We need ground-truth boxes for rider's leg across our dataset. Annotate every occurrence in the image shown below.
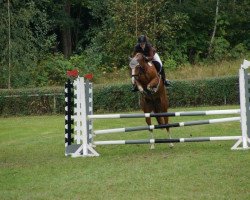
[152,61,171,87]
[152,54,171,87]
[160,67,172,87]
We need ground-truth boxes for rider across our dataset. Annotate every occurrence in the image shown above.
[131,35,171,91]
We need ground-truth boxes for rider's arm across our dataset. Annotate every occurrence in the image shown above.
[145,45,155,61]
[132,44,140,56]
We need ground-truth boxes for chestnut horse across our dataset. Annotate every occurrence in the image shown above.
[129,53,173,149]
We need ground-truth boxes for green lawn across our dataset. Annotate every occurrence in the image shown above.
[0,105,250,200]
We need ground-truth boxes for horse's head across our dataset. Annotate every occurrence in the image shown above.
[129,53,146,69]
[129,53,149,85]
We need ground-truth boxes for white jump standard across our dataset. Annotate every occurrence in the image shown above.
[65,60,250,157]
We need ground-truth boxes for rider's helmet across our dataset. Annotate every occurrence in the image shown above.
[138,35,147,44]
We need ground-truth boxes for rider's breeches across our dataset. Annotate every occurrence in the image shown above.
[152,60,166,81]
[152,53,166,80]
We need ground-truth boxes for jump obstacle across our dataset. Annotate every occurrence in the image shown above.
[65,60,250,157]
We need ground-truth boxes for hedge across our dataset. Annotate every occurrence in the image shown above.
[0,76,239,116]
[0,87,65,116]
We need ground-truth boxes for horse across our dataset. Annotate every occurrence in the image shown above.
[129,53,173,149]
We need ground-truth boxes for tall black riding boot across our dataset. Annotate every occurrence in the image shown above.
[160,68,172,87]
[131,84,138,92]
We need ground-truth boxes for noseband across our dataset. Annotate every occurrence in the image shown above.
[131,65,145,80]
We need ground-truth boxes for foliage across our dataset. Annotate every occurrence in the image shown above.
[1,0,250,88]
[33,54,73,86]
[30,53,99,87]
[209,37,230,61]
[85,0,189,69]
[162,58,178,70]
[0,0,56,88]
[229,43,247,59]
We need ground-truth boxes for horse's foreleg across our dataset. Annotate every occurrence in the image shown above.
[147,77,160,92]
[135,80,145,94]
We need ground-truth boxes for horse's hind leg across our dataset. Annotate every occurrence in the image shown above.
[141,97,155,149]
[167,128,174,148]
[164,117,174,148]
[145,117,155,149]
[156,116,174,148]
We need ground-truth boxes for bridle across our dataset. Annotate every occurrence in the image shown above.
[131,65,144,79]
[129,54,161,94]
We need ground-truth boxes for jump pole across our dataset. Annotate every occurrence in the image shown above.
[88,109,240,119]
[93,136,242,146]
[93,117,240,135]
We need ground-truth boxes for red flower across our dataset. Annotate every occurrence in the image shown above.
[67,69,79,77]
[84,73,94,80]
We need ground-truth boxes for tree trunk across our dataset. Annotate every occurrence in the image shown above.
[73,7,82,49]
[8,0,11,89]
[208,0,220,56]
[62,0,72,58]
[135,0,138,36]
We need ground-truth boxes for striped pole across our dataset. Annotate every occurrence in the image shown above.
[93,136,242,145]
[94,117,240,135]
[88,109,240,119]
[65,79,74,147]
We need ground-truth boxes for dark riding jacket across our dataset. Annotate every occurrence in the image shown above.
[133,43,163,73]
[133,43,155,61]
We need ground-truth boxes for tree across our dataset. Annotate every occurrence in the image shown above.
[0,0,55,88]
[84,0,189,68]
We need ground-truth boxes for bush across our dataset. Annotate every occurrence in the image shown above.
[210,37,230,61]
[93,84,139,112]
[163,58,178,70]
[33,54,74,87]
[168,76,239,107]
[0,87,65,116]
[229,43,247,59]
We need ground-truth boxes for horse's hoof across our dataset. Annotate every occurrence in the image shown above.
[169,143,174,148]
[150,144,155,150]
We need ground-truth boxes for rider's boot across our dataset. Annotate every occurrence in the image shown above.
[131,84,138,92]
[164,79,172,87]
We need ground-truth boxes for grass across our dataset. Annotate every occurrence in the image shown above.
[0,105,250,200]
[97,57,248,85]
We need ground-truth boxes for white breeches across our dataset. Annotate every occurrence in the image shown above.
[153,53,162,68]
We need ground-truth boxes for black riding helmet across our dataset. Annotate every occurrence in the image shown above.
[138,35,147,44]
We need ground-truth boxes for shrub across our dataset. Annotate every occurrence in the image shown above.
[163,58,178,70]
[229,43,247,59]
[210,37,230,61]
[33,54,73,87]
